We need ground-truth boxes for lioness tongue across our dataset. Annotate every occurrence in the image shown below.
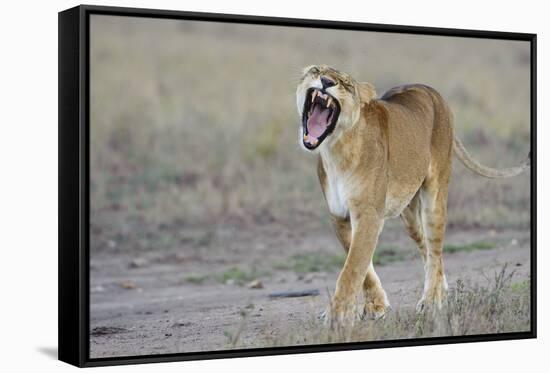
[307,104,330,138]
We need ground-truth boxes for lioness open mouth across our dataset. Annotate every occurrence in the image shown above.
[302,88,341,150]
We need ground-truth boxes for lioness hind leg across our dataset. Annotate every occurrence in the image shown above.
[331,215,352,252]
[331,215,389,320]
[401,193,427,264]
[417,175,450,313]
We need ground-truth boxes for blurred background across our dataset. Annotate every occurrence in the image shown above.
[90,15,530,253]
[88,15,531,357]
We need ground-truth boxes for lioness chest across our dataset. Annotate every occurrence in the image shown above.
[320,156,421,219]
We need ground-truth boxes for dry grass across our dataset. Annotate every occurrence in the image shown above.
[226,265,530,349]
[89,15,530,253]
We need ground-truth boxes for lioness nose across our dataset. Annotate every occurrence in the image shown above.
[321,76,336,90]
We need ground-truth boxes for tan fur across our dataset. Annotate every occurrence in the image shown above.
[296,65,529,325]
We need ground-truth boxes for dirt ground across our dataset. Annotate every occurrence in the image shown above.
[89,223,530,358]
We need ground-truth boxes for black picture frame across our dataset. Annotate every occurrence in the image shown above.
[58,4,537,368]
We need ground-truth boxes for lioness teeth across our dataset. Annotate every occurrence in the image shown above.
[303,133,318,145]
[308,89,335,115]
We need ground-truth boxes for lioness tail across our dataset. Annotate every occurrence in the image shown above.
[453,135,530,178]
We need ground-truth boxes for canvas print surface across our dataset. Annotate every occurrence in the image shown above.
[89,14,531,358]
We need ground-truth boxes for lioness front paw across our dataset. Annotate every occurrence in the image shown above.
[363,301,390,320]
[363,288,390,320]
[322,301,360,328]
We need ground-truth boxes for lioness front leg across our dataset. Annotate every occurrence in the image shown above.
[331,216,389,320]
[329,208,384,326]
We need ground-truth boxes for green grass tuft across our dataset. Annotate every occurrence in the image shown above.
[275,253,345,273]
[217,267,270,285]
[184,274,208,284]
[373,246,407,266]
[444,241,495,254]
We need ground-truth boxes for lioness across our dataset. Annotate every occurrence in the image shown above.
[295,65,530,325]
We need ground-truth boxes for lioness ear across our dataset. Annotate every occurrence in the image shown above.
[302,65,315,75]
[357,82,377,104]
[301,65,319,76]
